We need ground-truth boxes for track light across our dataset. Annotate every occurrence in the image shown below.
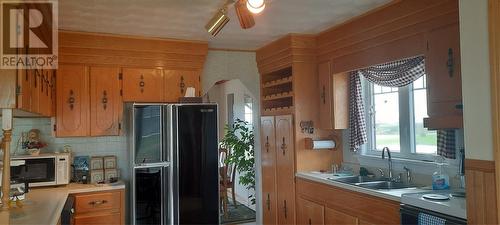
[234,0,255,29]
[247,0,265,14]
[205,7,230,36]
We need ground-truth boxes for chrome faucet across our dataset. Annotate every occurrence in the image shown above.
[381,147,393,180]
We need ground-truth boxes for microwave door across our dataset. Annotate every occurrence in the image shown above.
[134,105,163,165]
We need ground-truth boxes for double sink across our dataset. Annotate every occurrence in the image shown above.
[327,176,416,190]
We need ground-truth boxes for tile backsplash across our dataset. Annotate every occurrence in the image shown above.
[0,117,130,180]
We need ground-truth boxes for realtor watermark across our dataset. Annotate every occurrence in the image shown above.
[1,1,58,69]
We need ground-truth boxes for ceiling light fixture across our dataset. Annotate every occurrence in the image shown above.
[205,7,230,36]
[246,0,265,14]
[234,0,255,29]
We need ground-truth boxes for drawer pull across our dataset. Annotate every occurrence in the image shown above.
[89,200,108,206]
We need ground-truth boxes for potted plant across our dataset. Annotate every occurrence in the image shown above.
[220,119,256,205]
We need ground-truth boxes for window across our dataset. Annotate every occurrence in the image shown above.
[244,95,254,128]
[364,75,437,159]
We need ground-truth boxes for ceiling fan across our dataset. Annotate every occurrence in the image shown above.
[205,0,266,36]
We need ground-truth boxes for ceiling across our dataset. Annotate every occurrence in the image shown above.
[59,0,392,50]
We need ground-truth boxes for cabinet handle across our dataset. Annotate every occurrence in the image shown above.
[139,74,145,93]
[265,136,270,153]
[68,90,75,110]
[283,200,287,219]
[41,73,44,92]
[309,218,312,225]
[89,200,108,206]
[266,193,271,211]
[281,137,287,156]
[180,76,185,94]
[321,85,326,104]
[102,90,108,110]
[447,48,454,77]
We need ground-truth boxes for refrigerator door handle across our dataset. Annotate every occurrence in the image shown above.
[133,162,170,169]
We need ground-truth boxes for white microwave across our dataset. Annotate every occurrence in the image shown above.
[3,153,71,187]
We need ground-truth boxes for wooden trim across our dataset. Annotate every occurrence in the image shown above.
[59,29,208,44]
[466,159,496,173]
[489,0,500,223]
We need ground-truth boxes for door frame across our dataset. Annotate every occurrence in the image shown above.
[488,0,500,223]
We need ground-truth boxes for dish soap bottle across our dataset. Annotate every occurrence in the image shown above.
[432,156,450,190]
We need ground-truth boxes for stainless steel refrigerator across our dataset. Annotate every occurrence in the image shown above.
[128,103,219,225]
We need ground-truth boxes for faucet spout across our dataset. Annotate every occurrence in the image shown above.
[381,147,393,180]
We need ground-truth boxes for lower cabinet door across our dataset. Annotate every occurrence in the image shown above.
[325,207,358,225]
[74,212,121,225]
[297,197,324,225]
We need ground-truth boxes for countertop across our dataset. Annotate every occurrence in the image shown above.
[296,171,428,202]
[0,182,126,225]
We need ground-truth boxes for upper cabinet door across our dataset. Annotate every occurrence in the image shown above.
[275,115,295,225]
[17,70,31,112]
[318,62,333,130]
[164,70,200,102]
[318,62,349,130]
[90,67,122,136]
[425,23,462,117]
[56,65,90,137]
[122,68,164,102]
[260,116,278,225]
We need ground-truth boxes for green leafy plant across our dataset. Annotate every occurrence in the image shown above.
[220,119,256,205]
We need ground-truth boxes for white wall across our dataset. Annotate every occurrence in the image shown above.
[459,0,494,161]
[202,50,262,222]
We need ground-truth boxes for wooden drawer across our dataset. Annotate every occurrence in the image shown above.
[74,191,121,214]
[74,212,121,225]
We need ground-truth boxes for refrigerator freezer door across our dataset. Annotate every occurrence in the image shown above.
[133,165,171,225]
[174,104,219,225]
[133,105,163,164]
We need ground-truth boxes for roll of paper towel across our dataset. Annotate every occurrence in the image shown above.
[311,140,336,149]
[185,87,196,97]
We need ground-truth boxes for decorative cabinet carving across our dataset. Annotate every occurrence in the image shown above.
[424,23,463,129]
[261,115,295,225]
[56,65,90,137]
[122,68,164,102]
[318,61,349,130]
[90,67,122,136]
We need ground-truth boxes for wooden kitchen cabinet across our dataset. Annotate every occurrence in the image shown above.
[261,116,278,225]
[275,115,295,224]
[163,70,200,102]
[318,61,349,130]
[297,197,325,225]
[325,207,358,225]
[56,65,90,137]
[260,115,295,225]
[73,189,125,225]
[17,70,32,112]
[424,23,463,129]
[122,68,164,102]
[55,65,121,137]
[90,67,122,136]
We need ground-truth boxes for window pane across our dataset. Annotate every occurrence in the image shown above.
[413,76,425,89]
[413,88,437,154]
[374,90,400,152]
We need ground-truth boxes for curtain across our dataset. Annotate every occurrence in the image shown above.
[349,56,425,151]
[437,130,456,159]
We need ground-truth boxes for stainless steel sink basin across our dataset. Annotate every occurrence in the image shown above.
[354,181,414,190]
[327,176,381,184]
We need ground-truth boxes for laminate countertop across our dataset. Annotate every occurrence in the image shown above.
[0,182,126,225]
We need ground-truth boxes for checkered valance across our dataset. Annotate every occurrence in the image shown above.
[349,56,425,151]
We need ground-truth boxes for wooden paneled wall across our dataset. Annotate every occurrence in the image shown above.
[489,0,500,223]
[58,30,208,70]
[465,159,498,224]
[316,0,459,74]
